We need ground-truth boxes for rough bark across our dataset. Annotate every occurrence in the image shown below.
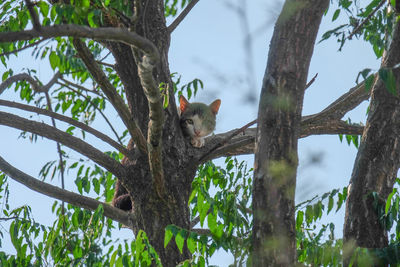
[343,19,400,264]
[103,1,193,265]
[252,0,329,265]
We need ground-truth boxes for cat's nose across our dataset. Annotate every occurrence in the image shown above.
[194,129,201,136]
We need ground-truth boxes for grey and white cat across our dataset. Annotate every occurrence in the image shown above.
[179,95,221,148]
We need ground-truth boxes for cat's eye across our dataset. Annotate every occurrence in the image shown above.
[186,119,193,124]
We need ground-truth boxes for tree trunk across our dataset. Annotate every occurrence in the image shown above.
[343,18,400,265]
[252,0,328,265]
[105,1,197,265]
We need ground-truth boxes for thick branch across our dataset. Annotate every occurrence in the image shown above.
[203,119,364,162]
[167,0,201,33]
[72,39,148,154]
[302,79,372,123]
[0,24,159,61]
[0,111,126,178]
[0,155,133,227]
[0,99,130,157]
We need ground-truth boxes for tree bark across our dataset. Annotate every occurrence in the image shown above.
[343,18,400,265]
[104,1,194,265]
[252,0,328,265]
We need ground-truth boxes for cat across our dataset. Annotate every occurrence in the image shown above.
[112,96,221,212]
[179,95,221,148]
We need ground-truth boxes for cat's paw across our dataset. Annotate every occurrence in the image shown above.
[191,137,205,148]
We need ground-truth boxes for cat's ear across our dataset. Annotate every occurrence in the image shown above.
[209,99,221,115]
[179,95,190,113]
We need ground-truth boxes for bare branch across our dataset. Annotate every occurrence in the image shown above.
[191,228,212,235]
[302,79,372,123]
[0,72,61,95]
[198,119,257,162]
[305,73,318,90]
[203,119,365,161]
[0,111,126,178]
[24,0,41,31]
[0,99,130,157]
[0,155,133,227]
[59,78,103,97]
[168,0,201,33]
[72,39,148,154]
[0,24,159,62]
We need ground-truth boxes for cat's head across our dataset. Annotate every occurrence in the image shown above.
[179,95,221,138]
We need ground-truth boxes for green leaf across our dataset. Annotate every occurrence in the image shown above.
[175,230,185,254]
[73,244,83,258]
[379,68,397,95]
[207,211,217,233]
[38,1,49,17]
[332,9,340,21]
[88,11,95,27]
[49,51,60,70]
[328,196,334,213]
[365,74,375,92]
[164,227,173,248]
[386,188,397,215]
[187,236,196,254]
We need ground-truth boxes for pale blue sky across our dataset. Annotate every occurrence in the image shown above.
[0,0,381,265]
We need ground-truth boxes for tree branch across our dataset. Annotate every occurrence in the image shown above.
[0,72,61,95]
[167,0,201,33]
[24,0,41,31]
[0,155,133,227]
[72,39,148,154]
[0,24,159,62]
[203,119,365,162]
[302,79,372,124]
[0,99,130,157]
[0,111,126,178]
[348,0,386,40]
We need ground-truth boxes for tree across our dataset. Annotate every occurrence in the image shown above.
[0,0,399,266]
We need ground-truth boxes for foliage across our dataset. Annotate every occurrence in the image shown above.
[165,158,253,266]
[0,172,161,266]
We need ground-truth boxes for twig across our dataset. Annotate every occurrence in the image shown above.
[24,0,41,31]
[198,119,257,163]
[0,217,19,221]
[167,0,201,33]
[348,0,386,40]
[0,38,47,57]
[44,91,66,216]
[96,60,115,68]
[59,78,103,96]
[0,155,133,227]
[305,73,318,90]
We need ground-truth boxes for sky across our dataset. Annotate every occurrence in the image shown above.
[0,0,382,265]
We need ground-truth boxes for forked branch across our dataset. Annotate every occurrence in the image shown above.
[72,39,148,154]
[0,156,133,227]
